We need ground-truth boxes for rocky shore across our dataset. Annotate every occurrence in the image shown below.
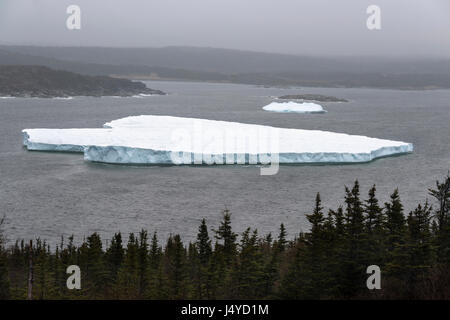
[278,94,347,102]
[0,65,165,98]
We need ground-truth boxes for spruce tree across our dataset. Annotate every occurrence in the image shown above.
[340,181,367,297]
[265,233,273,245]
[166,234,187,299]
[306,193,325,243]
[365,185,384,234]
[364,185,385,265]
[37,240,59,299]
[279,238,308,299]
[276,224,287,252]
[384,189,407,274]
[429,175,450,264]
[321,210,340,297]
[146,231,163,299]
[404,202,433,298]
[105,232,124,281]
[197,219,212,266]
[429,174,450,232]
[0,217,10,299]
[206,243,223,299]
[195,219,212,299]
[137,229,149,297]
[212,210,239,298]
[233,229,265,299]
[149,231,162,270]
[116,233,139,298]
[262,226,286,298]
[85,233,108,298]
[214,210,237,264]
[262,243,278,298]
[187,242,201,299]
[385,189,406,248]
[303,193,327,298]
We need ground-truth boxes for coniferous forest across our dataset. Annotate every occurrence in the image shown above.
[0,175,449,300]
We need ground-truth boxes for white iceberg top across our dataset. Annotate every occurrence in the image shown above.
[262,102,326,113]
[23,115,413,164]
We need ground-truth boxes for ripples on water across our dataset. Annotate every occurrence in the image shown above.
[0,81,449,245]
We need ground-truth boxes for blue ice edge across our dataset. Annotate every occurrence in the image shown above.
[23,132,414,165]
[263,110,327,114]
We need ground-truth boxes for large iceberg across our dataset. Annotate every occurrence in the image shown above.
[263,101,326,113]
[23,115,413,164]
[23,115,413,165]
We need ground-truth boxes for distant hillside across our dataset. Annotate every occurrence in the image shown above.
[0,48,230,81]
[0,65,165,98]
[4,45,450,75]
[2,46,450,90]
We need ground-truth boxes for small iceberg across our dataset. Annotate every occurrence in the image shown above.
[53,97,74,100]
[137,93,158,97]
[131,93,159,98]
[22,115,413,165]
[263,101,326,114]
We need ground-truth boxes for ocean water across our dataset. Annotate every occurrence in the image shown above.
[0,81,449,246]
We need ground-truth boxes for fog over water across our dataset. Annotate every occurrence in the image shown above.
[0,0,449,57]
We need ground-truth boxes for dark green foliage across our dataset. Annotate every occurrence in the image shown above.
[0,217,10,299]
[276,224,287,252]
[231,229,265,299]
[84,233,108,298]
[403,202,434,298]
[214,209,237,264]
[197,219,212,266]
[385,189,406,249]
[364,185,385,266]
[165,235,188,299]
[384,189,408,281]
[137,230,149,296]
[303,193,328,298]
[340,181,368,297]
[115,233,140,298]
[1,176,450,299]
[194,219,212,299]
[429,174,450,264]
[105,233,124,281]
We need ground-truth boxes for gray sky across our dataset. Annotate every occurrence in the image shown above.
[0,0,449,57]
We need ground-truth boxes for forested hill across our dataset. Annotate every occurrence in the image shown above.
[0,65,165,98]
[2,46,450,90]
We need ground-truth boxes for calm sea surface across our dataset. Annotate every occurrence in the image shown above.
[0,81,449,245]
